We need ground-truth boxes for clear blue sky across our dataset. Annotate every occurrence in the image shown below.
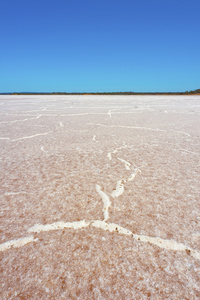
[0,0,199,92]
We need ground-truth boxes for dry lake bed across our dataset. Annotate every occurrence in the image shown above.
[0,95,200,299]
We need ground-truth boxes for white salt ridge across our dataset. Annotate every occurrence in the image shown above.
[111,179,126,198]
[173,130,191,137]
[12,132,52,141]
[0,236,38,252]
[5,191,27,196]
[1,220,200,260]
[0,131,52,142]
[181,149,199,155]
[92,220,132,235]
[117,158,131,170]
[106,108,120,119]
[132,234,200,261]
[93,135,96,141]
[0,115,41,125]
[95,123,166,132]
[107,153,112,160]
[107,143,127,160]
[96,184,111,221]
[111,169,140,198]
[128,169,141,181]
[40,146,47,153]
[90,122,191,137]
[92,221,200,260]
[28,220,90,233]
[107,110,112,118]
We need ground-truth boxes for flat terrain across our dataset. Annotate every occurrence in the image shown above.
[0,95,200,299]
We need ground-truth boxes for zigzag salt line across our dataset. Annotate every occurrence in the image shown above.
[94,123,166,132]
[0,115,41,125]
[111,170,140,198]
[0,132,52,142]
[107,143,127,161]
[12,132,52,141]
[90,122,191,137]
[96,185,111,221]
[111,179,126,198]
[0,236,38,252]
[127,169,141,181]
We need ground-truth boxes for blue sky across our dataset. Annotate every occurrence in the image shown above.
[0,0,200,92]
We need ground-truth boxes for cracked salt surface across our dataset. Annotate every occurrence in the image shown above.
[2,166,200,261]
[88,122,191,136]
[1,95,200,298]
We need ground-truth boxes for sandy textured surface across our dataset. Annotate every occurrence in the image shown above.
[0,95,200,299]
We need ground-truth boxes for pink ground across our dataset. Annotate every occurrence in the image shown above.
[0,95,200,299]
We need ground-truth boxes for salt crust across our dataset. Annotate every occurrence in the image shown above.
[0,113,199,261]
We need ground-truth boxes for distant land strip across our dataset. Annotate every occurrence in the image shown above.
[0,89,200,95]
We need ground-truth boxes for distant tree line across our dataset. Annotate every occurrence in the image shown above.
[1,89,199,95]
[185,89,200,94]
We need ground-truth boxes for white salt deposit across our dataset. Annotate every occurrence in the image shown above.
[111,179,126,198]
[0,236,38,252]
[95,184,111,221]
[117,157,131,170]
[28,220,90,233]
